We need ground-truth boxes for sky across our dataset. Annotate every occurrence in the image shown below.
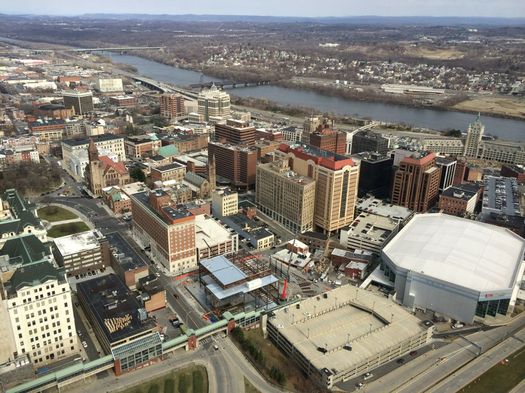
[3,0,525,18]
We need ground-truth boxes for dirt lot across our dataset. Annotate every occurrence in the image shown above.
[404,46,465,60]
[453,96,525,119]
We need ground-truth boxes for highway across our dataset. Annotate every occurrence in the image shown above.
[364,312,525,393]
[427,328,525,393]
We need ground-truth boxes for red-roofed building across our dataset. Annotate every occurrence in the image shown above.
[86,139,131,196]
[275,144,359,234]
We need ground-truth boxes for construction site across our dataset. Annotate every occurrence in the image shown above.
[194,251,282,316]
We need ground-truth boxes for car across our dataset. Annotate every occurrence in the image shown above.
[363,372,373,380]
[356,382,364,390]
[409,350,418,356]
[213,344,219,351]
[156,272,160,277]
[396,358,405,364]
[81,341,88,348]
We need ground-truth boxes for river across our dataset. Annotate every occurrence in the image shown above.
[109,53,525,142]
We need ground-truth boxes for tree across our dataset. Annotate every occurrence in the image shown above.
[130,167,146,183]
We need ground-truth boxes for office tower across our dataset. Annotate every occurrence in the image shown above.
[392,152,440,213]
[256,160,316,233]
[351,131,389,155]
[435,156,457,192]
[208,154,217,192]
[207,141,257,189]
[214,122,256,146]
[353,152,394,198]
[131,189,196,275]
[309,128,347,155]
[160,94,185,119]
[197,85,231,122]
[463,115,484,158]
[453,157,467,185]
[276,144,360,234]
[62,91,94,115]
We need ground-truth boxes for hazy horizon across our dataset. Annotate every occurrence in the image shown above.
[2,0,525,18]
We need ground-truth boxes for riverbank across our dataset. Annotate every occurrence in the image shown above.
[126,51,525,122]
[276,78,525,121]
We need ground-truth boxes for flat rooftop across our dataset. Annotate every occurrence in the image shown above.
[442,186,478,201]
[62,133,123,146]
[345,212,399,247]
[153,162,185,172]
[269,285,427,374]
[383,213,525,292]
[482,176,521,217]
[105,232,148,271]
[77,274,154,344]
[54,230,101,256]
[121,182,148,196]
[132,191,192,223]
[195,215,235,250]
[357,197,413,221]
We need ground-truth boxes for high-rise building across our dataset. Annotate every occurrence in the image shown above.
[453,156,467,185]
[435,156,457,192]
[276,144,360,233]
[62,91,94,115]
[256,160,316,233]
[309,128,347,155]
[391,152,440,213]
[131,189,197,275]
[208,141,257,189]
[160,94,185,119]
[214,122,256,146]
[0,235,77,366]
[352,152,394,198]
[197,85,231,122]
[208,154,217,192]
[351,131,389,155]
[463,114,484,158]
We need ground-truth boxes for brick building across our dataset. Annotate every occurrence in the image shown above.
[392,152,440,213]
[131,189,197,275]
[208,141,257,189]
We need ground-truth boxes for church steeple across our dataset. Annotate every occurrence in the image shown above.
[88,138,99,162]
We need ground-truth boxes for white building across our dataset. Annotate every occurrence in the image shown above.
[61,134,126,178]
[211,189,239,217]
[381,213,525,323]
[197,85,231,122]
[195,214,238,260]
[0,235,77,366]
[96,78,123,93]
[66,147,119,180]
